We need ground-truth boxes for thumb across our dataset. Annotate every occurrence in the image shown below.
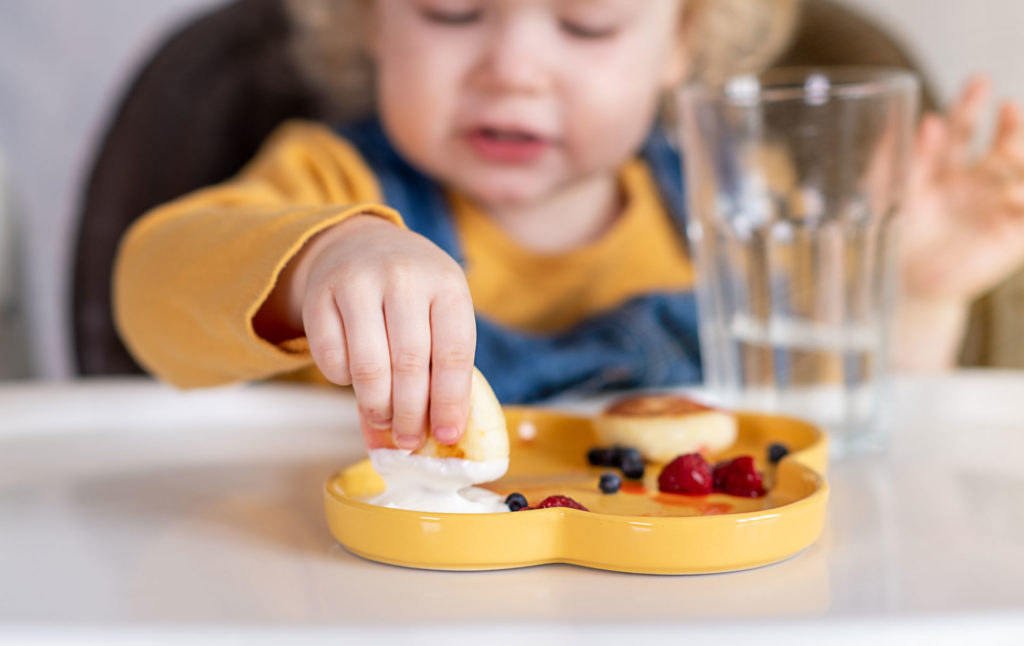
[908,113,947,193]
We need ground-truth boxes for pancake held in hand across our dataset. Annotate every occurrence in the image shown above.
[359,367,509,461]
[414,367,509,462]
[366,367,510,513]
[594,394,737,463]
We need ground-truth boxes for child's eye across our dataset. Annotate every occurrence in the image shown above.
[560,20,618,40]
[420,7,483,26]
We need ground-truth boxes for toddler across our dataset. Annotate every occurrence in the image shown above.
[114,0,1024,452]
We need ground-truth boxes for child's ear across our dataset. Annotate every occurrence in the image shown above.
[660,2,697,88]
[660,44,691,88]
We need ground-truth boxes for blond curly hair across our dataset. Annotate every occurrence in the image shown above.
[284,0,800,121]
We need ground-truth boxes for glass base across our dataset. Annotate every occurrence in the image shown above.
[707,382,890,461]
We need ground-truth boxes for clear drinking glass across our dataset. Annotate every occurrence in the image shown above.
[678,68,919,457]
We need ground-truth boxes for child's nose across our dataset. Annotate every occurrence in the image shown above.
[475,20,554,94]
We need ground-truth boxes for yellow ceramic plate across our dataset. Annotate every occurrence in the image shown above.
[325,407,829,574]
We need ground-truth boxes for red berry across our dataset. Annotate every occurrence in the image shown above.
[712,456,765,497]
[658,453,713,495]
[531,495,589,511]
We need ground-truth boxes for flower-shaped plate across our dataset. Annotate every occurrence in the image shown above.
[325,407,828,574]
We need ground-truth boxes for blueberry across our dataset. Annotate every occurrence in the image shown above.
[767,443,790,465]
[617,447,643,465]
[505,492,528,512]
[620,453,645,480]
[599,472,622,494]
[587,447,618,467]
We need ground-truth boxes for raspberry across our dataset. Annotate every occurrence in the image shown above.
[712,456,765,497]
[531,495,589,511]
[658,453,713,495]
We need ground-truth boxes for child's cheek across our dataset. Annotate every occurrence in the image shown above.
[563,75,662,170]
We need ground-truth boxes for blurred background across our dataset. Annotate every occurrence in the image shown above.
[2,0,1024,380]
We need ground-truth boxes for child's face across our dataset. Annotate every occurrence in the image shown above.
[370,0,686,209]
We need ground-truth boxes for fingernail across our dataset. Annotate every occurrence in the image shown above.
[365,414,392,430]
[395,434,422,450]
[434,426,459,445]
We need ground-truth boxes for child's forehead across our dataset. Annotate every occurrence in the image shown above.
[413,0,683,24]
[535,0,634,7]
[423,0,649,11]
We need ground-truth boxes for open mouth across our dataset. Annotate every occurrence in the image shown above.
[478,127,542,142]
[466,126,551,163]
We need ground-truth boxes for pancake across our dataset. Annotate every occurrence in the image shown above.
[593,394,737,463]
[414,366,509,462]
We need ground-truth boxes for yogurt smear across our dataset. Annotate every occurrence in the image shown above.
[367,449,510,514]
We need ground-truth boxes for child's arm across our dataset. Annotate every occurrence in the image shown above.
[114,120,475,447]
[895,76,1024,371]
[114,121,396,384]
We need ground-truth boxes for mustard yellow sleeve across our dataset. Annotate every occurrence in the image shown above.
[113,120,403,388]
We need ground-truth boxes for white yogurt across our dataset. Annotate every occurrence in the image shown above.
[367,449,510,514]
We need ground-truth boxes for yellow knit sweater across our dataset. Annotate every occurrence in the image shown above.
[114,120,694,387]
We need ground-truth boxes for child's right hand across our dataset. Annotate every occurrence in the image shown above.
[257,214,477,451]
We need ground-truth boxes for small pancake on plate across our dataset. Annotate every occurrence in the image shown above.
[594,394,737,462]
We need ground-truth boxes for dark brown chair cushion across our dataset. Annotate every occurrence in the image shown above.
[73,0,325,375]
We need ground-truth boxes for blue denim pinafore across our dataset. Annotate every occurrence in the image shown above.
[337,119,701,403]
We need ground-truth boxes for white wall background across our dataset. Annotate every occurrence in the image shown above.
[1,0,1023,379]
[836,0,1024,107]
[0,0,223,379]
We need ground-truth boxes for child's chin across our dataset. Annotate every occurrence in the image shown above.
[461,178,555,210]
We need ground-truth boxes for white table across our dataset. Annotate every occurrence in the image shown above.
[1,372,1023,644]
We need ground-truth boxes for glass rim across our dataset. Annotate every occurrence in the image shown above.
[680,66,920,104]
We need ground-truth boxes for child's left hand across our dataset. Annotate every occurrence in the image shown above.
[900,75,1024,303]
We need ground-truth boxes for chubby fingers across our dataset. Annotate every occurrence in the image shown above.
[979,100,1024,213]
[298,221,477,452]
[991,100,1024,162]
[992,101,1024,209]
[909,112,947,191]
[947,74,992,163]
[385,281,432,451]
[336,283,394,439]
[428,283,477,446]
[305,289,351,385]
[305,287,396,449]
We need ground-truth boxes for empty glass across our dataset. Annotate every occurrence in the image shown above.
[678,68,919,457]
